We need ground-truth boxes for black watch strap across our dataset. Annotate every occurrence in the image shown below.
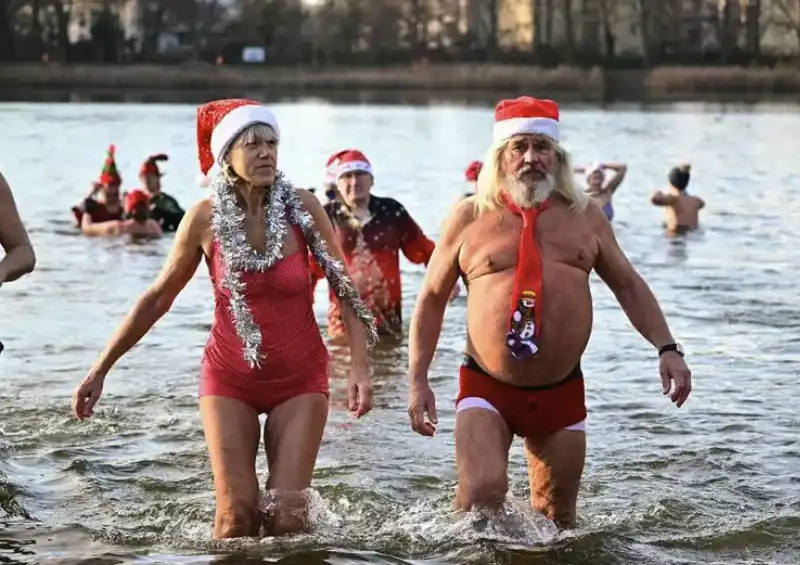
[658,343,684,357]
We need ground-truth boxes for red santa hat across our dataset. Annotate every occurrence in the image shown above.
[195,98,280,185]
[124,189,150,214]
[140,153,169,177]
[323,152,340,185]
[464,160,483,182]
[327,149,372,180]
[492,96,560,144]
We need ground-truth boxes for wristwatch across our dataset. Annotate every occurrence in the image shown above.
[658,342,684,357]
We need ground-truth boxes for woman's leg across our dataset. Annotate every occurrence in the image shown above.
[262,392,329,535]
[199,396,262,539]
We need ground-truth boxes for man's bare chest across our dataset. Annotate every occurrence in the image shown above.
[461,213,597,279]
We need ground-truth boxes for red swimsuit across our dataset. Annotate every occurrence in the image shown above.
[198,225,330,413]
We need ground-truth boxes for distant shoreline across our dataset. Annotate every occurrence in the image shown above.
[1,63,800,102]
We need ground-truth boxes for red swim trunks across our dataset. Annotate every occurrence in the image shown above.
[455,355,587,439]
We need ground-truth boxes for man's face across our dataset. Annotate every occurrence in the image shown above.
[337,171,373,207]
[130,203,149,223]
[143,174,161,194]
[104,183,121,204]
[501,134,559,207]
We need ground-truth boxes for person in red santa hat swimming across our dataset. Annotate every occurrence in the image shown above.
[407,96,692,528]
[72,99,377,539]
[310,148,451,342]
[81,188,162,239]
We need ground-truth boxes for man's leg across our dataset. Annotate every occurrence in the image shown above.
[524,428,586,528]
[454,403,513,510]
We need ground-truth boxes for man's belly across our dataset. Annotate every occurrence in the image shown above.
[465,265,593,387]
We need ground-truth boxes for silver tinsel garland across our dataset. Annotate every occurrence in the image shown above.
[211,170,378,368]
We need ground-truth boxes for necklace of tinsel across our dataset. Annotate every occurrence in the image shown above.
[210,170,378,368]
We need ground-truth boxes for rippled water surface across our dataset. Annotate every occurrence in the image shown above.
[1,98,799,564]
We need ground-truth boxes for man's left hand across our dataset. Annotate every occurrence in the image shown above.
[660,352,692,408]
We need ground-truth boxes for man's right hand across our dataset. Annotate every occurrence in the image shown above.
[408,381,438,436]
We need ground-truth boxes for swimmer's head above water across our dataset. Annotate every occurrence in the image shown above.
[584,162,606,190]
[668,164,691,191]
[473,96,589,214]
[139,154,168,195]
[125,190,151,223]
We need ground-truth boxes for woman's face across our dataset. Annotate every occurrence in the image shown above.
[588,170,605,189]
[227,123,278,187]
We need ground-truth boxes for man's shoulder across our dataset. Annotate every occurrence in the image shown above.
[370,195,406,213]
[445,196,479,235]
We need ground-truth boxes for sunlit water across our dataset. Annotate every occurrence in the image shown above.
[1,98,799,564]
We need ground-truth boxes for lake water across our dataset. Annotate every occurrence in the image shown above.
[1,94,799,565]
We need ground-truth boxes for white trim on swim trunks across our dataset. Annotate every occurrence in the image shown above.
[455,396,586,432]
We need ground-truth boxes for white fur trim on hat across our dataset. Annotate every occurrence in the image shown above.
[336,160,372,178]
[493,117,560,144]
[210,105,280,166]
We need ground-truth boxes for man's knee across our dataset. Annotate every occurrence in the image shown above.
[456,475,509,510]
[214,500,259,539]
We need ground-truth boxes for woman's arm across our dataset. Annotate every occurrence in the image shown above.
[0,172,36,284]
[297,190,370,367]
[602,163,628,194]
[89,200,208,375]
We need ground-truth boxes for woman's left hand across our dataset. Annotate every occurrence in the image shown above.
[348,365,373,419]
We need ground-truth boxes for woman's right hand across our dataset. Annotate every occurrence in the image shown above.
[73,370,105,421]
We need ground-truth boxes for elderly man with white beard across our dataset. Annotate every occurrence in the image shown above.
[406,96,692,528]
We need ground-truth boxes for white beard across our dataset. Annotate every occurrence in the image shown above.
[505,173,556,208]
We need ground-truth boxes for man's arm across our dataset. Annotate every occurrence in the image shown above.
[395,201,436,265]
[408,198,473,385]
[651,191,678,207]
[695,196,705,210]
[81,212,121,237]
[591,207,675,350]
[0,172,36,284]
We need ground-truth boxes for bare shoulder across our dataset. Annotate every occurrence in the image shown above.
[177,197,213,245]
[184,197,212,226]
[296,188,327,217]
[581,198,609,230]
[443,195,479,238]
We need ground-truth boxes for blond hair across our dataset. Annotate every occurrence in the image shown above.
[473,136,589,216]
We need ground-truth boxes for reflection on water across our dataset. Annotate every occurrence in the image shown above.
[1,99,799,564]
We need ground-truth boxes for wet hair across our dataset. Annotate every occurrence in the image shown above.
[474,135,589,215]
[668,164,691,191]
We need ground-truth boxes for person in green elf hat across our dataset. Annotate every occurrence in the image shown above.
[72,144,125,227]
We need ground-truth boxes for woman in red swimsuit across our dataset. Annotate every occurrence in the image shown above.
[71,99,378,539]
